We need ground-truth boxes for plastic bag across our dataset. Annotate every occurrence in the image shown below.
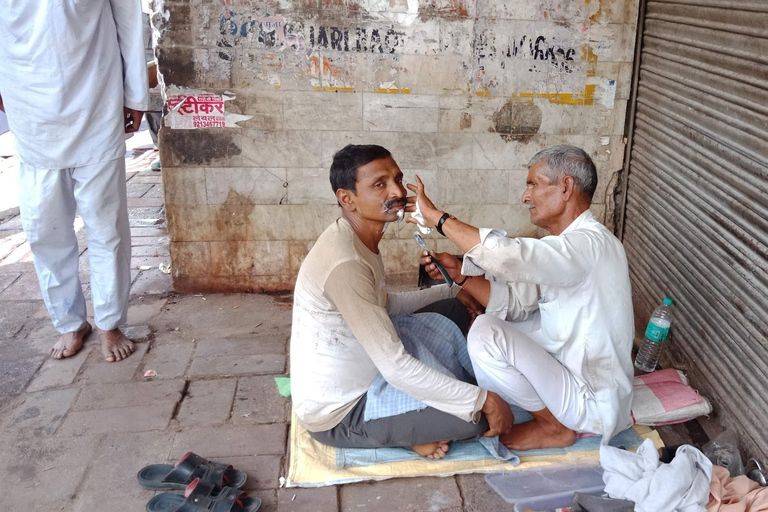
[702,429,745,477]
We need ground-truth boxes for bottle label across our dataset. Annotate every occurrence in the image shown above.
[644,320,669,343]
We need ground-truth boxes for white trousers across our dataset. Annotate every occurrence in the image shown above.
[18,158,131,333]
[467,313,587,431]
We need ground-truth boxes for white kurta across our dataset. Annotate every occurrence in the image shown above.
[0,1,148,333]
[0,0,148,167]
[464,210,635,442]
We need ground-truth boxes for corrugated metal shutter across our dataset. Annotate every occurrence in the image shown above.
[619,0,768,459]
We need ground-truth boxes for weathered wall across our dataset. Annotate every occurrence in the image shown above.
[153,0,639,293]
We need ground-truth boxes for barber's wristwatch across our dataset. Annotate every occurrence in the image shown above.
[436,212,456,236]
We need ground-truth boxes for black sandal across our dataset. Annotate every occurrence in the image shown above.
[138,452,247,491]
[146,478,261,512]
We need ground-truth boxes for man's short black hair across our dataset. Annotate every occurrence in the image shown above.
[330,144,392,194]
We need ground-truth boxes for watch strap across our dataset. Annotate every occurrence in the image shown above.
[436,212,452,236]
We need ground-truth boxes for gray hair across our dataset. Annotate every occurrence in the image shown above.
[528,145,598,200]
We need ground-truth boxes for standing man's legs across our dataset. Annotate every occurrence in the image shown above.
[73,158,134,362]
[468,314,582,450]
[18,163,92,358]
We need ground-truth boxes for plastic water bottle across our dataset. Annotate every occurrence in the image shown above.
[634,297,674,373]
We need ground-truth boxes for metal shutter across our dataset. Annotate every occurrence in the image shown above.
[618,0,768,459]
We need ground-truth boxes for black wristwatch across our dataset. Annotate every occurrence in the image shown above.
[436,212,455,236]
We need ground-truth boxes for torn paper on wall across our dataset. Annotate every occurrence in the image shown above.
[166,91,252,129]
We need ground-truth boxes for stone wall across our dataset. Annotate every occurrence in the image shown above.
[153,0,639,293]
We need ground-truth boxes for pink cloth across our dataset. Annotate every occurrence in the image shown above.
[631,368,712,426]
[708,465,768,511]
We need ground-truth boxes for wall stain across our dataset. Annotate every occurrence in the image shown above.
[164,130,241,166]
[492,101,542,142]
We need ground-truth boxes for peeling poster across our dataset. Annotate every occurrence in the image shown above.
[166,91,251,129]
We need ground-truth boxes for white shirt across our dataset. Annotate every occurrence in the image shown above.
[0,0,148,168]
[463,210,635,440]
[291,218,485,432]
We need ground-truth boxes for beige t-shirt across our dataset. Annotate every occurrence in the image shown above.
[290,217,486,432]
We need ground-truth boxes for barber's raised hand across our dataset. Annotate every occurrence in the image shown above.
[405,174,441,228]
[481,391,514,438]
[420,250,462,283]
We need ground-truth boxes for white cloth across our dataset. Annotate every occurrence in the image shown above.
[464,210,635,441]
[290,217,484,433]
[469,313,589,430]
[600,438,712,512]
[19,159,132,332]
[0,0,148,168]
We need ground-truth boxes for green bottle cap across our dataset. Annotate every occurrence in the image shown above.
[663,297,673,306]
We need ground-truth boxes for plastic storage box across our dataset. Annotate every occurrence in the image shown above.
[484,464,605,511]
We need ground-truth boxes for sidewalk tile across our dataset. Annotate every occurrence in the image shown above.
[131,227,168,237]
[5,388,79,436]
[75,492,154,512]
[79,430,175,495]
[457,474,511,511]
[0,271,21,293]
[73,379,184,411]
[139,343,193,379]
[233,375,291,425]
[57,402,176,436]
[132,235,167,246]
[0,271,42,300]
[132,244,169,257]
[196,337,287,357]
[128,197,165,208]
[144,184,165,198]
[188,354,285,377]
[170,424,287,458]
[255,490,277,512]
[278,487,338,512]
[76,342,150,384]
[132,255,168,269]
[177,379,237,427]
[0,355,45,395]
[0,300,46,338]
[340,477,462,511]
[131,269,172,296]
[127,183,153,198]
[131,175,163,184]
[26,345,93,392]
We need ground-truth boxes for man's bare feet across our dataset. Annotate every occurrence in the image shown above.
[411,441,451,459]
[96,328,134,362]
[499,408,577,451]
[51,323,92,359]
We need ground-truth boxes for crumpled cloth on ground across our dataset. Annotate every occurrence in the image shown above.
[600,437,713,512]
[365,312,517,462]
[708,464,768,511]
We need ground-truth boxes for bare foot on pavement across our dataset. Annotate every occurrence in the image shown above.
[411,441,451,459]
[97,328,134,362]
[51,323,92,359]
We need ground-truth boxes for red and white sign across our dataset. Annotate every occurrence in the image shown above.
[167,94,226,129]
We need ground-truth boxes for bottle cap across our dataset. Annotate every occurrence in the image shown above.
[663,297,673,306]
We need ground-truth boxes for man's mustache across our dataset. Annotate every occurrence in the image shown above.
[383,197,407,211]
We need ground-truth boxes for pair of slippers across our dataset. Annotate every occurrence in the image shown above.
[137,452,261,511]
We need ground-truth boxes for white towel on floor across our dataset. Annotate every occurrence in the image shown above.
[600,438,712,512]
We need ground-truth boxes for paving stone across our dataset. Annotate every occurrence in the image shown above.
[74,492,153,512]
[78,430,175,496]
[278,487,338,512]
[209,455,281,491]
[122,324,153,342]
[131,227,168,237]
[188,354,286,378]
[132,255,168,269]
[139,343,194,379]
[130,268,172,296]
[57,402,175,436]
[0,434,100,503]
[233,375,291,425]
[73,379,184,411]
[6,388,79,436]
[132,235,167,246]
[132,244,169,257]
[340,477,463,511]
[170,424,287,459]
[127,182,154,198]
[127,297,167,325]
[130,175,163,184]
[76,342,150,383]
[128,197,165,208]
[128,206,165,219]
[0,271,21,293]
[0,300,46,339]
[196,337,287,357]
[25,344,94,392]
[143,184,165,198]
[0,271,42,300]
[0,355,45,395]
[177,379,237,427]
[254,490,277,512]
[457,473,515,511]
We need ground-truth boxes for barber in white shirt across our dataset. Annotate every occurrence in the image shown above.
[406,145,634,451]
[0,0,148,363]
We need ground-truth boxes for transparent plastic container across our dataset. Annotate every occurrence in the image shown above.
[484,464,605,508]
[514,488,606,512]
